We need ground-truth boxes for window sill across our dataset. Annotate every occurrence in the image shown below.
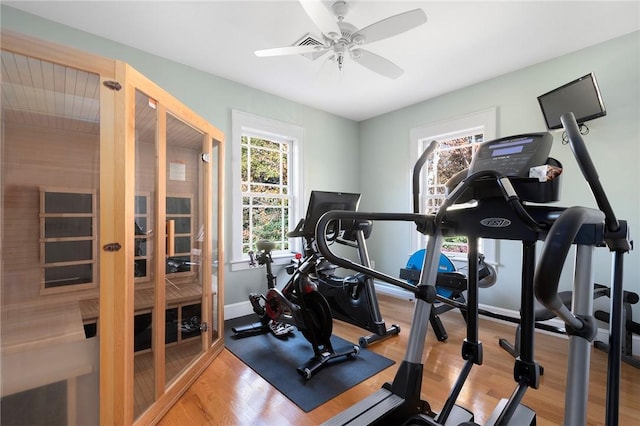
[230,253,296,272]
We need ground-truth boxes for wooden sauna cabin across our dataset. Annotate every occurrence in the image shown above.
[0,31,225,425]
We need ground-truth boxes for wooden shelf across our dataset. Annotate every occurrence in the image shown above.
[79,281,204,322]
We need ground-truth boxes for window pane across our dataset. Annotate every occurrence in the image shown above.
[242,207,250,246]
[44,264,93,288]
[172,217,191,234]
[250,148,281,184]
[241,132,292,255]
[437,146,473,184]
[135,195,147,214]
[135,238,147,256]
[241,146,248,181]
[253,196,283,207]
[135,218,147,234]
[252,207,283,241]
[439,136,472,150]
[44,192,92,213]
[250,183,280,194]
[174,236,191,253]
[282,152,289,186]
[166,197,190,214]
[45,217,92,238]
[134,259,147,278]
[422,131,483,255]
[251,137,279,150]
[45,241,93,263]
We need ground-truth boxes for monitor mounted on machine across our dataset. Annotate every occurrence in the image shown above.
[301,191,361,239]
[537,73,607,130]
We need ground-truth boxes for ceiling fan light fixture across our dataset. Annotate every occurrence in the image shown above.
[258,1,427,78]
[332,1,349,22]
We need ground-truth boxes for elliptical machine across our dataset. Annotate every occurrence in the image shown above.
[315,113,631,425]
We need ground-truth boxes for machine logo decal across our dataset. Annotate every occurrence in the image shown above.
[480,218,512,227]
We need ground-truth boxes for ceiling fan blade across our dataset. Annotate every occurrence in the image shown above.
[353,9,427,45]
[255,45,330,57]
[352,49,404,79]
[299,0,342,39]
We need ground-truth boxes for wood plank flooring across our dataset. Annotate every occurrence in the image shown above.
[158,295,640,425]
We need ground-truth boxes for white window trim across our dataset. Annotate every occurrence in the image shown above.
[231,110,304,271]
[409,107,497,264]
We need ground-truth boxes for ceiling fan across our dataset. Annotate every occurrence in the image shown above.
[254,0,427,79]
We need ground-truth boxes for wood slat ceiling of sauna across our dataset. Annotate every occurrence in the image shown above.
[134,91,205,149]
[1,50,100,134]
[2,50,204,149]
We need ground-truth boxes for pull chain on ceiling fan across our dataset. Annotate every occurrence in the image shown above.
[255,1,427,79]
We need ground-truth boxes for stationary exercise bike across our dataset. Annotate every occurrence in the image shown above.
[304,191,401,348]
[232,235,359,380]
[233,190,401,377]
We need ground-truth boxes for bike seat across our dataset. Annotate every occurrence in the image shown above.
[256,239,276,253]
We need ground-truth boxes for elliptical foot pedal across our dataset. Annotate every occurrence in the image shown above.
[322,388,405,425]
[485,399,535,425]
[402,404,475,426]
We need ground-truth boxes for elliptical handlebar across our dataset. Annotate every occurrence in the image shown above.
[560,112,619,233]
[533,206,605,330]
[413,140,438,214]
[316,210,434,298]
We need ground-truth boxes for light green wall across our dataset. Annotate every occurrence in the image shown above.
[3,6,639,319]
[0,6,360,304]
[359,31,640,317]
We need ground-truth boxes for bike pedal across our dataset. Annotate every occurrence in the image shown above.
[269,321,294,336]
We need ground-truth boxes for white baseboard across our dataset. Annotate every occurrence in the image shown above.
[224,300,253,320]
[224,286,639,356]
[374,282,415,301]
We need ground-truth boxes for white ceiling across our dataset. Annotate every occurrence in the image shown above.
[5,1,640,122]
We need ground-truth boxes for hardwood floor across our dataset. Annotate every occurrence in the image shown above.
[135,339,203,418]
[159,295,640,425]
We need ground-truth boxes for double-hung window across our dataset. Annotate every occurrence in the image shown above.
[231,110,303,270]
[410,108,496,262]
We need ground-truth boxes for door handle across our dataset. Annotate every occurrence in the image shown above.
[166,219,175,256]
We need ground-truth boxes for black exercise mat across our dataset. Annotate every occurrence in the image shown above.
[224,315,395,412]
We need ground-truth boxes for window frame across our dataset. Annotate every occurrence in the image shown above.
[231,110,303,271]
[409,107,497,263]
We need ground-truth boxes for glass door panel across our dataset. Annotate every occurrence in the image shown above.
[210,140,221,343]
[164,113,206,387]
[133,89,158,418]
[1,50,100,425]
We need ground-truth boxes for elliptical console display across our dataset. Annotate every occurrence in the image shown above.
[469,133,553,177]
